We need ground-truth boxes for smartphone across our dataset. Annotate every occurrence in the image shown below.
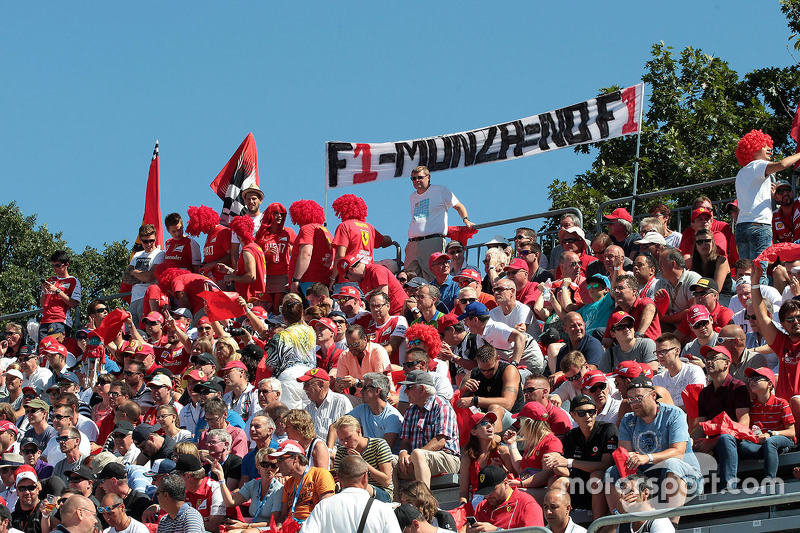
[466,517,477,526]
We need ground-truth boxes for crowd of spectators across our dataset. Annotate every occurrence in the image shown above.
[2,130,800,533]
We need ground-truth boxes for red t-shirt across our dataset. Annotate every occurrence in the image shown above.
[260,228,297,276]
[769,331,800,401]
[171,273,219,313]
[42,276,81,325]
[679,227,730,257]
[359,264,408,316]
[332,220,385,281]
[516,281,541,307]
[316,344,343,373]
[475,487,544,529]
[158,344,191,374]
[554,253,596,278]
[235,242,267,301]
[164,235,201,269]
[773,201,800,244]
[203,225,232,283]
[289,224,334,283]
[521,432,562,470]
[604,296,662,341]
[676,303,734,339]
[185,477,222,526]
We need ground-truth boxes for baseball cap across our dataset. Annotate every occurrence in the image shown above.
[172,454,203,473]
[581,369,607,389]
[726,199,739,213]
[587,274,610,289]
[638,362,655,379]
[700,344,732,361]
[394,504,423,529]
[570,394,596,411]
[484,235,509,246]
[445,240,464,251]
[221,360,248,373]
[112,421,135,436]
[475,465,508,495]
[19,438,41,452]
[690,278,719,293]
[437,314,460,334]
[40,340,68,358]
[190,352,218,367]
[453,269,481,284]
[337,255,362,275]
[635,232,666,246]
[3,369,23,381]
[504,258,529,272]
[25,399,49,413]
[69,464,94,481]
[92,453,120,476]
[147,374,172,388]
[237,344,264,361]
[627,376,655,391]
[170,308,192,320]
[249,306,268,320]
[268,439,305,458]
[403,277,429,289]
[613,361,642,379]
[145,459,176,477]
[608,311,635,329]
[131,424,155,446]
[141,312,165,325]
[457,301,489,321]
[0,422,18,436]
[398,370,435,388]
[604,208,633,223]
[193,379,225,395]
[185,369,208,382]
[744,366,776,385]
[469,411,497,431]
[17,346,35,359]
[0,454,24,468]
[197,316,211,326]
[334,285,362,299]
[691,207,712,221]
[428,253,451,267]
[309,318,336,333]
[512,401,549,422]
[15,467,37,486]
[0,505,11,522]
[687,305,711,327]
[559,226,586,240]
[297,368,330,382]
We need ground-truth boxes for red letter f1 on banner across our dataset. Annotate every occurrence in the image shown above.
[325,83,644,190]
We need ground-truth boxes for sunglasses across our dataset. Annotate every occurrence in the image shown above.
[403,361,421,368]
[459,298,477,305]
[692,290,711,297]
[52,414,71,421]
[522,387,546,394]
[56,436,75,443]
[410,175,426,181]
[573,409,597,418]
[21,448,38,455]
[628,394,650,405]
[17,485,37,492]
[611,323,634,332]
[98,503,123,513]
[94,308,109,314]
[695,239,712,245]
[259,461,279,469]
[123,370,142,376]
[562,238,579,244]
[69,476,88,483]
[785,315,800,324]
[691,320,710,329]
[566,373,583,382]
[517,250,533,256]
[588,382,607,393]
[140,238,156,244]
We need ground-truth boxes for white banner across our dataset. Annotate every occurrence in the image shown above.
[326,83,644,189]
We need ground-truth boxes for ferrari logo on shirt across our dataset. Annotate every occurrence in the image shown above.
[361,230,370,247]
[479,474,485,483]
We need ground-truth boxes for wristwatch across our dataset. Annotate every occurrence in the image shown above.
[510,360,519,367]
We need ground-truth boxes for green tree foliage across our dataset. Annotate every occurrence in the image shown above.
[546,41,800,237]
[0,201,130,324]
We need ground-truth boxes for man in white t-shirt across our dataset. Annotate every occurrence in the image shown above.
[229,184,264,265]
[459,302,525,366]
[735,129,800,261]
[652,332,705,409]
[405,165,474,281]
[123,224,165,327]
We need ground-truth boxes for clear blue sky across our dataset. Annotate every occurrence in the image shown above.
[3,2,795,265]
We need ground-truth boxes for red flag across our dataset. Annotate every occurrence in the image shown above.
[268,515,277,533]
[210,133,259,225]
[140,141,164,248]
[93,309,130,345]
[612,447,638,478]
[791,99,800,155]
[198,290,246,322]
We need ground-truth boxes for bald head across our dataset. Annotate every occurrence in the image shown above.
[60,495,96,531]
[720,324,745,343]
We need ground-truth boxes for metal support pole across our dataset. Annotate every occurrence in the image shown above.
[630,84,645,217]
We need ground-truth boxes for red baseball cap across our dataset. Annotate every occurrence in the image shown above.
[687,305,711,327]
[453,269,481,284]
[638,362,654,379]
[185,369,207,382]
[744,366,775,385]
[691,207,713,221]
[309,318,336,333]
[604,208,633,223]
[437,314,460,334]
[504,258,529,272]
[0,421,18,435]
[607,311,635,329]
[469,411,497,430]
[250,306,268,320]
[337,255,362,275]
[334,285,362,299]
[221,360,248,373]
[612,361,642,379]
[197,316,211,326]
[40,341,68,359]
[581,369,607,389]
[700,344,732,361]
[428,253,451,268]
[512,401,549,422]
[142,311,165,325]
[269,439,305,458]
[297,367,331,382]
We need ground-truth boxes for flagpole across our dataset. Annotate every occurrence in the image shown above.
[630,84,646,218]
[323,187,328,227]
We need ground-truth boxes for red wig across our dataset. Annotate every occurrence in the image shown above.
[154,264,191,290]
[230,215,255,245]
[289,200,325,227]
[736,129,773,167]
[186,205,220,236]
[332,194,368,222]
[405,323,442,359]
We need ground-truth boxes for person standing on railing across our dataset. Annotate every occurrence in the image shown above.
[406,165,474,282]
[735,130,800,261]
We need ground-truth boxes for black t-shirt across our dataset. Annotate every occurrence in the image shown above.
[146,435,176,463]
[468,360,524,413]
[12,502,42,533]
[562,421,619,463]
[204,454,242,483]
[123,489,153,522]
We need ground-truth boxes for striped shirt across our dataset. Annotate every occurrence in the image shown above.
[400,393,460,456]
[157,502,205,533]
[334,437,394,497]
[751,394,794,434]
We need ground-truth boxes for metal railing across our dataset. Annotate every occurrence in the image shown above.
[463,207,584,265]
[0,291,131,325]
[595,176,736,230]
[583,490,800,533]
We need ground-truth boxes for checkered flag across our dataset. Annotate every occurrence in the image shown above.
[209,133,259,225]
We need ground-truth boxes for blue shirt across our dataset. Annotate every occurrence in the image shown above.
[348,403,403,442]
[619,403,701,473]
[438,275,460,312]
